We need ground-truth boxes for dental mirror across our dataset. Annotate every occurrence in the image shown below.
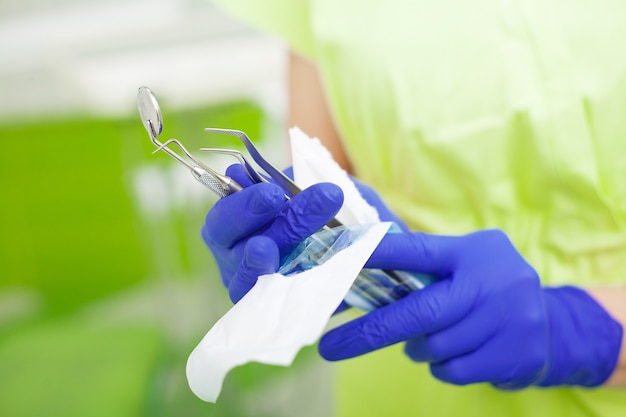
[137,86,163,140]
[136,85,243,196]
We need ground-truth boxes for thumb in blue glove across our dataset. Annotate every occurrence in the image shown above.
[319,229,623,388]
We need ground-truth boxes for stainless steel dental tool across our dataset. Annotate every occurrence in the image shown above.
[137,86,242,197]
[136,86,435,311]
[137,87,311,201]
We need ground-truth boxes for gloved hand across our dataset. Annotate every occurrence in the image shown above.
[319,229,623,388]
[202,164,344,303]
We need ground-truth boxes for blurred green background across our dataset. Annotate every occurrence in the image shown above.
[0,2,332,416]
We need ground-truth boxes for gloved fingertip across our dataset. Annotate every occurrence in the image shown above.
[318,324,363,361]
[319,182,344,206]
[302,182,344,217]
[318,333,344,361]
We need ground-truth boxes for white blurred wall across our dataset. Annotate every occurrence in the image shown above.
[0,0,287,121]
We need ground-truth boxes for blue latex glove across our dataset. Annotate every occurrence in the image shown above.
[319,229,623,388]
[202,164,344,303]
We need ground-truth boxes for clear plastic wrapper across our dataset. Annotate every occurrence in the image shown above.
[279,224,436,311]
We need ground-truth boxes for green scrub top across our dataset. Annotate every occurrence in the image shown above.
[210,1,626,415]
